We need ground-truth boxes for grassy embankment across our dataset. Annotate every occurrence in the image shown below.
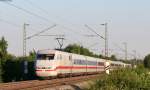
[86,66,150,90]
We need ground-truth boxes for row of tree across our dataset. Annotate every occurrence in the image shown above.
[63,44,118,61]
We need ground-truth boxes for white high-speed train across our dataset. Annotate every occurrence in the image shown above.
[35,49,130,77]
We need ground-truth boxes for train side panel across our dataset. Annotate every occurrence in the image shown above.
[71,54,86,74]
[55,51,72,75]
[35,49,129,78]
[85,56,97,73]
[97,59,105,72]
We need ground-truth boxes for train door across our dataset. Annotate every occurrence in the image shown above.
[69,54,73,75]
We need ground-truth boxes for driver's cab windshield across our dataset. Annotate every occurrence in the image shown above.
[37,54,55,60]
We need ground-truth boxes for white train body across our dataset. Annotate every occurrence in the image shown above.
[35,49,129,77]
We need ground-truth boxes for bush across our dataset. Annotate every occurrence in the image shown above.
[0,60,2,82]
[144,54,150,68]
[1,59,36,82]
[87,68,150,90]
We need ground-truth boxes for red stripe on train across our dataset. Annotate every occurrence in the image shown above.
[36,66,104,72]
[56,66,100,69]
[36,70,43,71]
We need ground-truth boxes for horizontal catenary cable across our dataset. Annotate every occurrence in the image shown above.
[23,0,85,37]
[0,18,20,28]
[3,2,56,24]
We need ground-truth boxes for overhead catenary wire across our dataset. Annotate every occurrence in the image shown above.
[2,1,85,42]
[25,0,50,16]
[24,0,85,37]
[85,24,105,40]
[26,24,57,40]
[0,18,46,33]
[0,18,21,28]
[3,2,56,24]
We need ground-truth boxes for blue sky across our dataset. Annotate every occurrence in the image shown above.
[0,0,150,59]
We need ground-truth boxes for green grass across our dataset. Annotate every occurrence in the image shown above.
[87,67,150,90]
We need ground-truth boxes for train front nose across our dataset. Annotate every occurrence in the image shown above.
[36,68,57,77]
[35,52,57,77]
[35,60,57,77]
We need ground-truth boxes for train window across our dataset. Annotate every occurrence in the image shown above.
[47,54,55,60]
[98,62,104,66]
[111,64,115,66]
[37,54,55,60]
[37,54,46,60]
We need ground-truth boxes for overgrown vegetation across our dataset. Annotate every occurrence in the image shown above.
[144,54,150,68]
[87,66,150,90]
[0,37,36,82]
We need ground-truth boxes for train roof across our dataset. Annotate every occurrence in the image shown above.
[109,60,125,64]
[37,49,57,54]
[37,49,128,64]
[37,49,106,60]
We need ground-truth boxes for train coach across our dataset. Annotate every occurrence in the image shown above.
[35,49,130,77]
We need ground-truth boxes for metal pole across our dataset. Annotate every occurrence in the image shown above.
[101,23,108,58]
[23,23,29,57]
[105,23,108,58]
[23,23,26,57]
[133,50,137,65]
[123,42,127,61]
[23,23,29,78]
[133,50,136,60]
[101,23,110,74]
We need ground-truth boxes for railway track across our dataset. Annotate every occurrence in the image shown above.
[0,74,100,90]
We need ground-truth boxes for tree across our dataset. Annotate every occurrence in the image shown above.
[63,44,100,57]
[0,37,8,61]
[144,54,150,68]
[27,50,36,61]
[0,37,8,82]
[63,44,81,54]
[110,55,117,61]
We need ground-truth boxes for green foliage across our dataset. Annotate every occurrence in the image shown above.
[87,67,150,90]
[64,44,80,54]
[0,37,8,61]
[64,44,100,58]
[63,44,120,61]
[110,55,117,61]
[0,36,37,83]
[2,57,37,82]
[27,50,36,61]
[144,54,150,68]
[0,60,2,83]
[0,37,8,82]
